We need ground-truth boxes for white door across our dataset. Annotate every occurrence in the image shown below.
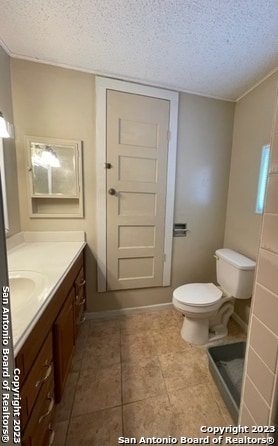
[106,90,170,290]
[96,77,178,292]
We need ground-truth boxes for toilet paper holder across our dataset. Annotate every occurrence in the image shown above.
[173,223,190,237]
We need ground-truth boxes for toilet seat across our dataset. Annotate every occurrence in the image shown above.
[173,283,222,307]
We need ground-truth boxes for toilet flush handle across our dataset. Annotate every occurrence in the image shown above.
[213,254,219,260]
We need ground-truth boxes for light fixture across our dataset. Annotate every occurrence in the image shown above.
[32,144,61,168]
[0,112,11,138]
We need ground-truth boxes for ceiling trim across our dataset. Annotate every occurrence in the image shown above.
[0,39,12,56]
[6,50,235,102]
[235,66,278,102]
[2,42,277,104]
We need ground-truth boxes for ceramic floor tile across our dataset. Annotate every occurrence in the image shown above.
[174,410,213,439]
[70,347,84,372]
[169,383,218,415]
[176,407,226,444]
[53,420,69,446]
[189,345,209,369]
[122,356,167,404]
[152,327,191,355]
[72,363,122,416]
[121,331,156,362]
[123,394,179,439]
[143,309,180,331]
[120,313,151,335]
[54,310,243,444]
[88,318,121,337]
[169,384,228,436]
[159,350,208,392]
[75,320,90,350]
[207,379,235,424]
[81,331,121,369]
[66,406,122,446]
[55,372,79,422]
[173,386,227,438]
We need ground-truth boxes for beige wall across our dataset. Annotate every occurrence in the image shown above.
[224,71,278,324]
[10,58,234,311]
[10,59,98,309]
[172,93,234,287]
[239,85,278,431]
[0,46,20,236]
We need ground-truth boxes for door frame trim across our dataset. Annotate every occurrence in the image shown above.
[96,76,179,292]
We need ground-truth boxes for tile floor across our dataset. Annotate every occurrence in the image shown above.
[53,309,246,446]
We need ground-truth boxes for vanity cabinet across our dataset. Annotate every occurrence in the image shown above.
[74,266,86,338]
[53,288,75,402]
[21,376,55,446]
[19,332,54,431]
[15,249,85,446]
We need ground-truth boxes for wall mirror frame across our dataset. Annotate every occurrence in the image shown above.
[25,136,84,218]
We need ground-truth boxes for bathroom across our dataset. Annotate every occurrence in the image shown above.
[0,5,278,445]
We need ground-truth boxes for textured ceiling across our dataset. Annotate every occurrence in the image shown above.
[0,0,278,101]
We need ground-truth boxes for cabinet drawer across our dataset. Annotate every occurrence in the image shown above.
[20,332,53,431]
[21,375,55,446]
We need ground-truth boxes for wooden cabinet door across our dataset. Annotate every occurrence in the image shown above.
[53,288,75,403]
[74,266,86,339]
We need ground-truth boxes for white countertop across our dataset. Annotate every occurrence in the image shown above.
[7,232,86,356]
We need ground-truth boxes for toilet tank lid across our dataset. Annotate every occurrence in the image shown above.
[216,249,256,270]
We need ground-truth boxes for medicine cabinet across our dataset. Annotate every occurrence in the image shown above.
[26,136,83,218]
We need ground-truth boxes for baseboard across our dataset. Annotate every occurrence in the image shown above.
[85,302,173,320]
[232,312,248,333]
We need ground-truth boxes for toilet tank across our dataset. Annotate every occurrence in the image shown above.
[215,249,256,299]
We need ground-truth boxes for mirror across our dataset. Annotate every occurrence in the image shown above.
[26,136,81,198]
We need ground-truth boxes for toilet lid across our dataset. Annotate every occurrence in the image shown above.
[173,283,222,306]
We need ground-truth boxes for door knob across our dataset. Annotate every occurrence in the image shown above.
[108,188,116,195]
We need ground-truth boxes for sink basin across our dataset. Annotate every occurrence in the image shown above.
[9,271,47,314]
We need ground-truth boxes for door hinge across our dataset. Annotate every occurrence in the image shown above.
[167,131,171,141]
[164,253,166,262]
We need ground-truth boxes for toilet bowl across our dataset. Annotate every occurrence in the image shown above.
[172,249,256,345]
[173,283,235,344]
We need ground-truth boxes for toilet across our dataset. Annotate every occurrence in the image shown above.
[172,248,256,344]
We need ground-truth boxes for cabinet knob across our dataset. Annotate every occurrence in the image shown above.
[108,188,117,195]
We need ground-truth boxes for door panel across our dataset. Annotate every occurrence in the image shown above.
[118,225,155,248]
[106,90,170,290]
[119,156,157,182]
[119,192,156,216]
[119,118,158,148]
[118,257,154,279]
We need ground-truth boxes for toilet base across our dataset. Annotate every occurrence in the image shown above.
[208,324,228,342]
[181,317,209,344]
[180,300,235,345]
[180,317,229,344]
